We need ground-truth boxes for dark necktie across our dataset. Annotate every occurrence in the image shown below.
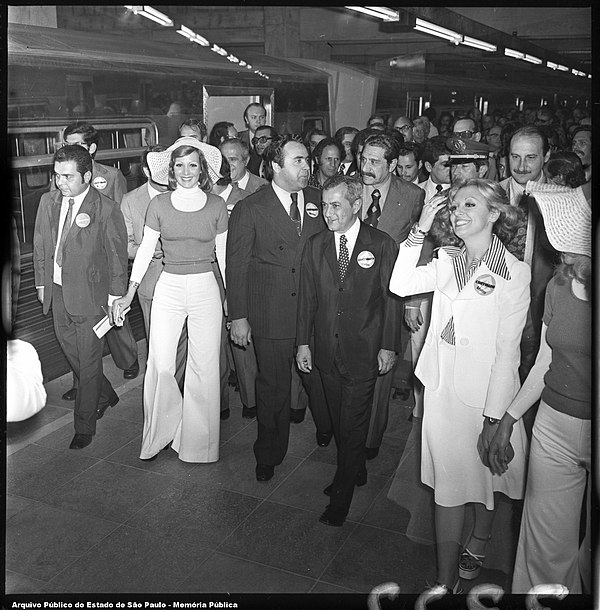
[364,189,381,228]
[436,184,443,194]
[56,198,74,267]
[338,234,349,282]
[507,192,531,261]
[518,191,531,213]
[290,192,301,236]
[232,181,239,189]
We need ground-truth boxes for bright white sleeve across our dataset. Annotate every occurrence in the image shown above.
[506,324,552,421]
[130,226,160,284]
[215,229,228,288]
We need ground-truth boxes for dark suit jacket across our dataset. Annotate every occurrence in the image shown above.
[297,222,401,381]
[51,160,127,204]
[226,184,326,339]
[376,174,425,245]
[33,186,128,316]
[247,151,263,177]
[243,171,269,194]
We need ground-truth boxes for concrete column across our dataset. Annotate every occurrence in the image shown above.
[264,7,301,58]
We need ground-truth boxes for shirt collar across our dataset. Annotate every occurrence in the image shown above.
[272,179,303,209]
[147,182,164,200]
[63,186,90,207]
[443,234,511,281]
[237,171,250,189]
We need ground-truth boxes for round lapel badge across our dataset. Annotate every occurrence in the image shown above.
[75,213,91,228]
[474,274,496,296]
[93,176,107,190]
[357,250,375,269]
[305,202,319,218]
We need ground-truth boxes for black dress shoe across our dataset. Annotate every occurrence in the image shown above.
[242,405,257,419]
[316,431,333,447]
[319,505,346,527]
[365,446,379,460]
[290,409,306,424]
[123,361,140,379]
[220,408,231,420]
[96,395,119,420]
[255,464,274,481]
[62,387,77,401]
[69,434,93,449]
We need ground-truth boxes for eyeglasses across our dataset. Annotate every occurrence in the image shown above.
[395,125,412,132]
[252,136,273,144]
[454,130,474,141]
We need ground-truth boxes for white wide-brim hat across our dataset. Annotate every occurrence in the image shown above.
[146,136,222,186]
[526,180,591,257]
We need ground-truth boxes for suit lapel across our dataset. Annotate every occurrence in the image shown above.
[323,232,338,284]
[49,190,62,248]
[378,177,402,229]
[344,222,373,282]
[259,186,299,243]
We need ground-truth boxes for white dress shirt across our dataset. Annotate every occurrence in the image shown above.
[334,216,361,259]
[272,180,305,224]
[237,171,250,191]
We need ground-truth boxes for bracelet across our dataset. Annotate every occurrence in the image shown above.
[129,281,140,290]
[485,417,500,425]
[410,222,428,236]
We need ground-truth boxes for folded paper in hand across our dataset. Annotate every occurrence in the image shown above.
[93,307,130,338]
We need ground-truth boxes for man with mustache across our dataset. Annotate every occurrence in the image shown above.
[359,132,424,460]
[571,125,592,185]
[500,127,558,394]
[226,135,330,481]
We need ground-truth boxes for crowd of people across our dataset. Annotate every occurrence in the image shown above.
[30,99,591,596]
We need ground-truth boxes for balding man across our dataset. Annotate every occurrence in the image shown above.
[393,116,414,143]
[219,138,268,194]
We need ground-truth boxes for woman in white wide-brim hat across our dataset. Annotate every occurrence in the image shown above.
[488,182,591,594]
[112,137,228,463]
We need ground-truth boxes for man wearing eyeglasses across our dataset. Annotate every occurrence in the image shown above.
[248,125,278,179]
[451,117,497,179]
[393,116,414,143]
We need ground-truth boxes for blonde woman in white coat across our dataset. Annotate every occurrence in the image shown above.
[389,179,530,595]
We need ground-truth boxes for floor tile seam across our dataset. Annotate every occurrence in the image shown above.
[309,578,361,594]
[311,518,363,582]
[189,548,321,589]
[256,454,310,502]
[4,566,49,586]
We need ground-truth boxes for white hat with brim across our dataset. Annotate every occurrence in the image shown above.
[146,137,222,186]
[526,180,591,257]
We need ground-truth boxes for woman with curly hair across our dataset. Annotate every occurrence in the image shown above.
[488,183,591,594]
[390,178,531,595]
[208,121,237,148]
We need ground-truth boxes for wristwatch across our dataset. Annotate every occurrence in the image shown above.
[486,417,500,425]
[410,222,428,236]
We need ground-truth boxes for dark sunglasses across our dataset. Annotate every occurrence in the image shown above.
[252,136,273,144]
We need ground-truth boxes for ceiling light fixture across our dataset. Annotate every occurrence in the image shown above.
[414,18,461,44]
[176,24,209,46]
[547,61,558,70]
[504,47,525,60]
[460,35,497,52]
[345,6,399,21]
[556,64,569,72]
[124,5,173,27]
[523,54,542,65]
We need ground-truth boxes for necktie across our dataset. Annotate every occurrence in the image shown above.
[56,198,74,267]
[364,189,381,228]
[290,192,301,236]
[436,184,443,194]
[232,181,239,189]
[518,191,531,213]
[507,192,531,261]
[338,234,349,282]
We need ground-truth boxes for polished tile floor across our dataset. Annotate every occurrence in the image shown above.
[6,341,515,597]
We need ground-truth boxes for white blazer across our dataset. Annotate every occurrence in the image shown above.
[390,235,531,419]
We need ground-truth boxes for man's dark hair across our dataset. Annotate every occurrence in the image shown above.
[362,132,401,164]
[545,151,586,188]
[179,117,207,140]
[264,134,303,169]
[54,144,93,178]
[422,136,450,166]
[313,137,343,166]
[351,128,382,157]
[63,121,99,149]
[397,141,423,164]
[141,145,167,170]
[572,124,592,141]
[334,126,359,141]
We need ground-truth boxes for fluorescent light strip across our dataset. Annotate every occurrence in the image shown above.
[524,54,542,65]
[414,18,461,43]
[547,61,558,70]
[364,6,399,20]
[504,48,524,59]
[461,35,497,52]
[556,64,569,71]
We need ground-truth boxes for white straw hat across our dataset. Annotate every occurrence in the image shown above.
[146,136,222,186]
[526,180,591,257]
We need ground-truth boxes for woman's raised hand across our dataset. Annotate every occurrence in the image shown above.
[417,193,447,233]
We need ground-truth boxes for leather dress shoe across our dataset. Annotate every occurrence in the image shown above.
[123,361,140,379]
[69,434,93,449]
[62,387,77,401]
[319,505,346,527]
[290,409,306,424]
[316,431,333,447]
[96,395,119,420]
[365,447,379,460]
[255,464,274,481]
[242,405,257,419]
[323,473,367,496]
[220,408,231,420]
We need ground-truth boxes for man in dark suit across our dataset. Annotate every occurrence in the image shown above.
[60,121,139,402]
[297,175,400,526]
[359,132,425,459]
[247,126,278,178]
[219,138,268,194]
[237,102,267,151]
[33,145,128,449]
[226,135,331,481]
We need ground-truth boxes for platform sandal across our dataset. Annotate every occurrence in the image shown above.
[458,533,491,580]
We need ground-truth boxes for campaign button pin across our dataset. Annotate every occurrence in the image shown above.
[357,250,375,269]
[75,213,91,228]
[305,202,319,218]
[93,176,107,190]
[474,274,496,296]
